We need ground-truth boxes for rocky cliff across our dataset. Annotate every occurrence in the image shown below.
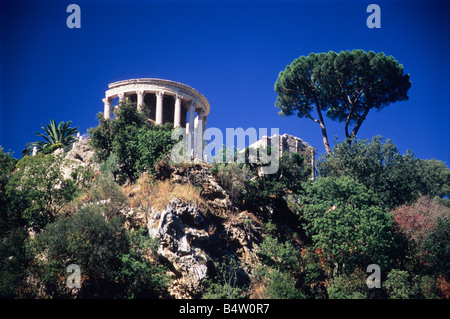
[64,139,269,299]
[145,162,265,298]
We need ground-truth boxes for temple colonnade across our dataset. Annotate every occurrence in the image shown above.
[103,78,210,160]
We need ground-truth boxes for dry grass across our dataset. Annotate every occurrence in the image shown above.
[248,279,266,299]
[123,173,206,212]
[242,210,264,227]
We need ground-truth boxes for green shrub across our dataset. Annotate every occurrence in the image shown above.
[327,269,370,299]
[254,235,307,299]
[257,235,301,273]
[242,152,310,211]
[28,206,168,298]
[264,269,306,299]
[212,162,249,205]
[254,265,306,299]
[116,228,169,298]
[299,176,400,272]
[384,269,417,299]
[89,101,176,183]
[317,136,449,210]
[202,257,246,299]
[422,218,450,280]
[87,171,128,220]
[6,154,79,230]
[28,205,128,298]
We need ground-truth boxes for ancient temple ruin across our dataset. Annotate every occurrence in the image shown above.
[103,78,210,160]
[247,133,316,179]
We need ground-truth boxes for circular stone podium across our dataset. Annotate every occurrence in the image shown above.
[102,78,210,160]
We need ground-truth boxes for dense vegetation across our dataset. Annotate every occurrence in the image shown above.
[89,101,176,184]
[0,102,174,298]
[208,137,449,299]
[0,84,449,299]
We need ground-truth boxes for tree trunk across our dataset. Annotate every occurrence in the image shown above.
[350,107,370,139]
[345,116,351,139]
[344,91,364,140]
[316,107,332,155]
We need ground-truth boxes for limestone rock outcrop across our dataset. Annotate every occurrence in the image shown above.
[154,161,235,217]
[60,144,268,298]
[148,198,210,298]
[147,164,266,299]
[62,138,99,179]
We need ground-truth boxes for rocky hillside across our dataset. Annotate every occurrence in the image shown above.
[7,133,447,300]
[63,138,295,299]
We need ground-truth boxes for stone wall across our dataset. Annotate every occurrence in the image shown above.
[248,133,315,179]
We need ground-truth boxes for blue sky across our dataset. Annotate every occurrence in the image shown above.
[1,0,449,165]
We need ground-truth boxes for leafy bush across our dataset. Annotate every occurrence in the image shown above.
[262,269,306,299]
[327,268,370,299]
[116,228,169,298]
[211,150,310,214]
[298,176,400,272]
[384,269,417,299]
[202,257,246,299]
[211,162,250,205]
[6,153,79,231]
[28,205,128,298]
[134,125,178,174]
[28,206,168,298]
[297,247,328,298]
[257,235,301,273]
[0,147,17,226]
[87,171,128,220]
[436,275,450,299]
[242,151,310,211]
[89,101,175,184]
[254,235,307,299]
[0,148,28,298]
[253,265,306,299]
[317,136,450,209]
[392,196,449,250]
[0,227,29,298]
[422,218,450,280]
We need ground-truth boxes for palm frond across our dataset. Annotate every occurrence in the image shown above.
[26,119,79,155]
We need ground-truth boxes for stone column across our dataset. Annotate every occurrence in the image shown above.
[103,97,112,119]
[137,90,145,113]
[174,94,182,127]
[202,115,207,159]
[263,136,269,149]
[195,111,204,161]
[156,91,164,125]
[118,92,125,103]
[188,101,196,158]
[279,135,284,157]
